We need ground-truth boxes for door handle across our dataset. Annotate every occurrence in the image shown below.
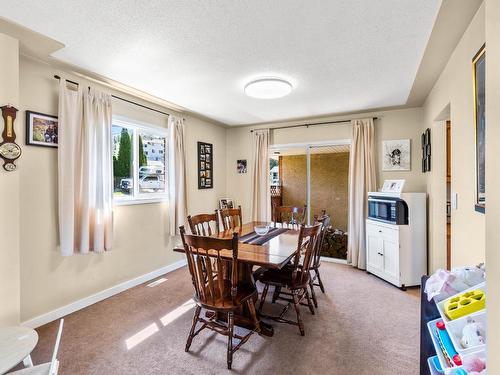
[377,252,383,256]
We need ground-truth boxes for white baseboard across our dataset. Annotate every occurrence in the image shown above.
[22,259,187,329]
[321,256,348,265]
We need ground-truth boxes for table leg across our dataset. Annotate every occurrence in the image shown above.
[23,355,34,367]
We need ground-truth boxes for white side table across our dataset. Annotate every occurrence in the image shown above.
[0,326,38,374]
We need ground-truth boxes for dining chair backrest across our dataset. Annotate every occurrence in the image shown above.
[49,318,64,375]
[187,212,220,236]
[180,226,239,308]
[290,223,322,286]
[312,213,331,268]
[273,205,307,229]
[219,205,242,230]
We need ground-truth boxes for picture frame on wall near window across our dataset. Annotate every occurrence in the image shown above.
[473,44,485,213]
[198,141,213,189]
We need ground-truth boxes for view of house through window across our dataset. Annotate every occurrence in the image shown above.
[112,120,168,201]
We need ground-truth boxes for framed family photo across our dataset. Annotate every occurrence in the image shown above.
[26,111,59,147]
[198,141,213,189]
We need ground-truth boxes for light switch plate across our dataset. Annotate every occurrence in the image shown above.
[451,192,458,210]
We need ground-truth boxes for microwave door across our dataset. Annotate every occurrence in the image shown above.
[368,199,394,223]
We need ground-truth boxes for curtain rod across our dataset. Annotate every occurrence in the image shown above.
[250,117,378,132]
[53,75,172,118]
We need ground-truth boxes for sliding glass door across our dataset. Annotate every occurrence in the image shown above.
[269,142,350,260]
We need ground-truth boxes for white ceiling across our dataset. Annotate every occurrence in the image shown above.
[2,0,440,125]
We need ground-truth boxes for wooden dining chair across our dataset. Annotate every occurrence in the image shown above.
[219,205,243,230]
[256,223,322,336]
[187,212,220,235]
[272,205,307,229]
[179,226,260,369]
[309,213,331,307]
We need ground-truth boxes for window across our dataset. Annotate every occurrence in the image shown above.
[112,118,168,203]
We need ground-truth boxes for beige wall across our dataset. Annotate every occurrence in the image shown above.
[280,153,349,230]
[0,34,21,325]
[485,0,500,369]
[17,57,227,322]
[226,108,426,223]
[423,4,485,272]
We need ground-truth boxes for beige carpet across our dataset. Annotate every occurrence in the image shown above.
[29,263,420,375]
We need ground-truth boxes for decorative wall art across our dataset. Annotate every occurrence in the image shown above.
[219,198,234,210]
[237,159,247,173]
[0,105,21,171]
[473,45,485,213]
[382,139,411,171]
[26,111,59,147]
[421,128,431,172]
[198,141,213,189]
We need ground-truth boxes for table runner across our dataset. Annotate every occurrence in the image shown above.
[240,227,289,245]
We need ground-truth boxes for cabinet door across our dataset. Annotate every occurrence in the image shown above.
[367,233,384,272]
[382,237,400,281]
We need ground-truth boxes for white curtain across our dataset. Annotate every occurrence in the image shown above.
[58,80,113,256]
[251,129,270,221]
[168,115,187,235]
[347,118,377,269]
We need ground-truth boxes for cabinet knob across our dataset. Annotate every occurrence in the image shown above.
[378,230,382,233]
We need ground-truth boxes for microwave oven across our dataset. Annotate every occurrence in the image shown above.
[367,195,409,225]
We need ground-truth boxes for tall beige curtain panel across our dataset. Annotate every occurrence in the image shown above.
[251,129,270,221]
[168,115,187,235]
[347,118,376,269]
[58,79,113,256]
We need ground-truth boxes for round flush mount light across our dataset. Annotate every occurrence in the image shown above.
[244,77,293,99]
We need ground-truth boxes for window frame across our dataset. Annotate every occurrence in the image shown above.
[112,116,169,206]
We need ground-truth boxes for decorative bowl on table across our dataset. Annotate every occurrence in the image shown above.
[254,225,270,236]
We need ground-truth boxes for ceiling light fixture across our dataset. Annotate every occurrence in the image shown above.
[244,77,293,99]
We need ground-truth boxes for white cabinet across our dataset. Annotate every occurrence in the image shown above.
[366,221,401,286]
[365,192,427,289]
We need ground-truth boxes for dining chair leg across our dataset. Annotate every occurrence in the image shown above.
[315,269,325,293]
[247,298,261,333]
[305,288,315,315]
[272,286,281,303]
[292,292,305,336]
[309,279,318,308]
[227,312,234,370]
[22,355,34,367]
[258,284,269,314]
[185,305,201,352]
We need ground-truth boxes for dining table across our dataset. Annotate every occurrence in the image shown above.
[174,221,300,336]
[0,326,38,374]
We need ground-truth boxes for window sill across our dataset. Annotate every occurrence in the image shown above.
[114,197,168,206]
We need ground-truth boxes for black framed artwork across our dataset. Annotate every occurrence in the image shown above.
[473,45,485,213]
[198,142,213,189]
[421,128,431,173]
[25,110,59,147]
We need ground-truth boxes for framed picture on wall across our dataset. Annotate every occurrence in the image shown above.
[198,142,213,189]
[237,159,247,173]
[382,139,411,171]
[25,111,59,147]
[473,44,486,213]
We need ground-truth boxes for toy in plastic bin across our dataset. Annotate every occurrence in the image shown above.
[444,289,486,320]
[434,320,462,367]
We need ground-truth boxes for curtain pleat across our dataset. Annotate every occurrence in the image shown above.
[347,118,376,269]
[251,129,270,221]
[58,80,113,255]
[168,116,187,235]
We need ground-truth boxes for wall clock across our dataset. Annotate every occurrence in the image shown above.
[0,105,21,171]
